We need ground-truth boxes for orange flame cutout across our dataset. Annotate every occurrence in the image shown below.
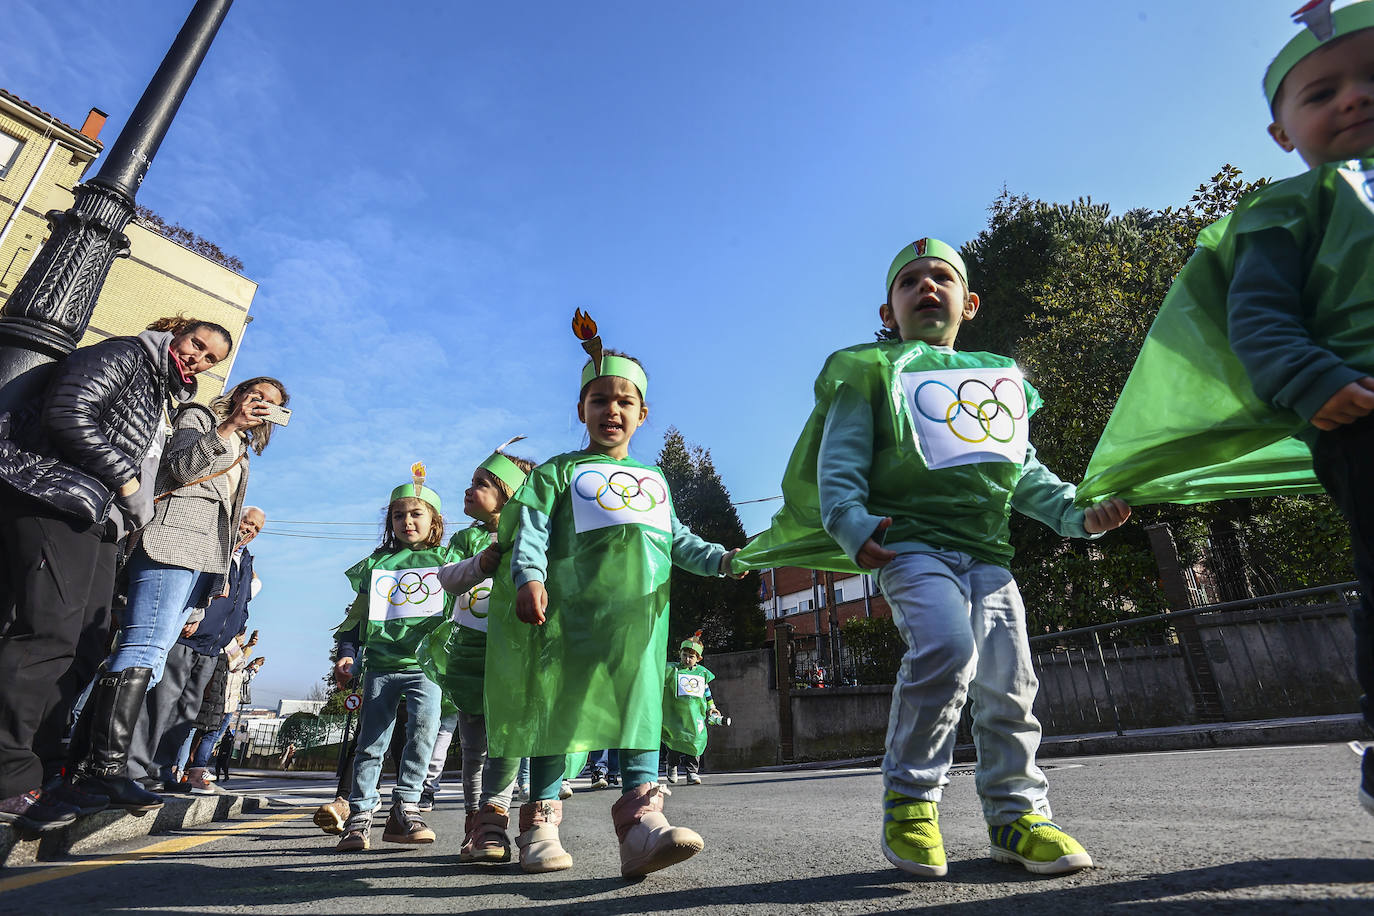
[410,462,426,493]
[571,309,598,341]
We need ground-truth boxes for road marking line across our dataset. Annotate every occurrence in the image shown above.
[0,811,309,894]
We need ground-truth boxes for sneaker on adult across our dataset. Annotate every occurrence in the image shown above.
[418,790,435,813]
[988,814,1093,875]
[591,770,609,790]
[314,796,350,835]
[336,812,372,852]
[558,779,573,800]
[612,781,703,877]
[686,772,702,785]
[607,773,621,788]
[462,804,512,864]
[43,776,109,816]
[0,789,79,833]
[666,766,679,785]
[516,800,572,873]
[881,791,947,877]
[382,801,436,844]
[1360,746,1374,816]
[186,768,217,795]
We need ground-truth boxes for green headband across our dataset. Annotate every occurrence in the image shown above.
[478,452,528,494]
[389,482,441,514]
[1265,1,1374,106]
[681,636,704,655]
[886,237,968,298]
[581,355,649,398]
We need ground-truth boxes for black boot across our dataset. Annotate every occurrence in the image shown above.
[69,668,164,814]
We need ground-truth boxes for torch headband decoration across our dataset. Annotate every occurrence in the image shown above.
[885,237,969,300]
[680,629,705,657]
[1265,1,1374,106]
[572,309,649,398]
[477,435,531,494]
[390,461,442,514]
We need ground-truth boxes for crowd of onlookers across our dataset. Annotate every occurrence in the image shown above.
[0,314,287,832]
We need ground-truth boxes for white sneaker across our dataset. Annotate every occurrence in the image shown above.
[686,772,701,785]
[667,766,678,785]
[558,779,573,800]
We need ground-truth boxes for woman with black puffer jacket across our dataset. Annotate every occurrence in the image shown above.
[0,316,231,832]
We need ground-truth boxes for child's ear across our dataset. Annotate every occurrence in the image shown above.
[878,302,897,330]
[638,402,649,427]
[576,400,586,423]
[963,292,980,321]
[1268,120,1296,152]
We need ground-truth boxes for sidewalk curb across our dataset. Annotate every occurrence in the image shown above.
[0,792,276,869]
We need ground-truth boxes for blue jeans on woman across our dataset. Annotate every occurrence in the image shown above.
[108,547,213,686]
[348,669,441,818]
[190,711,234,770]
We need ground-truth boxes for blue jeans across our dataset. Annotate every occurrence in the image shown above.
[877,550,1050,824]
[191,711,234,769]
[109,547,213,686]
[348,670,441,816]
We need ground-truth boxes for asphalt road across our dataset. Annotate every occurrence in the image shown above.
[1,743,1372,914]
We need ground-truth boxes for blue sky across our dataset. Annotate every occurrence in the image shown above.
[1,0,1318,705]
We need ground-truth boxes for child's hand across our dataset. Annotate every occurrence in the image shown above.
[1083,497,1131,534]
[478,545,502,576]
[1311,377,1374,431]
[333,656,354,689]
[517,581,548,625]
[720,548,747,578]
[856,518,897,569]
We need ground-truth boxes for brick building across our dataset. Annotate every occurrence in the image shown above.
[757,564,891,681]
[0,87,255,403]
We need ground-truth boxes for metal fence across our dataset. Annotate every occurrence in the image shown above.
[1023,581,1362,737]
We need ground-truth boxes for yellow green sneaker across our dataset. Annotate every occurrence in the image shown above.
[988,814,1093,875]
[881,791,947,877]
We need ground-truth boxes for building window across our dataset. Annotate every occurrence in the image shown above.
[833,585,844,603]
[0,132,22,180]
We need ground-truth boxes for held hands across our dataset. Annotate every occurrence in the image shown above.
[477,545,502,576]
[856,518,897,570]
[517,581,548,625]
[1311,377,1374,431]
[720,548,746,578]
[1083,497,1132,534]
[333,657,354,689]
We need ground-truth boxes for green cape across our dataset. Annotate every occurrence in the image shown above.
[339,544,461,673]
[1077,159,1374,505]
[661,661,715,756]
[733,341,1042,572]
[484,451,679,757]
[416,524,496,713]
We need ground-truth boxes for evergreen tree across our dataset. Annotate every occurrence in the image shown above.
[658,427,765,652]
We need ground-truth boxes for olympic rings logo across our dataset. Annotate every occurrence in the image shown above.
[373,570,442,606]
[912,377,1026,444]
[458,586,491,617]
[573,469,668,513]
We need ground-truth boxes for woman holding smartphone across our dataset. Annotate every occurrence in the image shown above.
[67,375,289,811]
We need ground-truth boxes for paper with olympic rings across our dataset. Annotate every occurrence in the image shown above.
[676,672,707,698]
[368,566,447,621]
[899,367,1030,470]
[569,463,672,534]
[452,578,493,632]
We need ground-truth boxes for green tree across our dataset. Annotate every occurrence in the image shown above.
[278,711,325,750]
[657,427,765,652]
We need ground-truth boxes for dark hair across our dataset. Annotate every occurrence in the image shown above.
[577,349,648,403]
[379,497,445,551]
[147,315,235,354]
[213,377,289,455]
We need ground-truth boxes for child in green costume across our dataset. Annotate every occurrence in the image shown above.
[330,466,461,852]
[485,314,741,877]
[662,631,722,786]
[417,444,536,864]
[738,239,1131,878]
[1235,1,1374,813]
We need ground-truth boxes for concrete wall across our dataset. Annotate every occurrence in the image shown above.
[790,686,890,761]
[703,648,781,770]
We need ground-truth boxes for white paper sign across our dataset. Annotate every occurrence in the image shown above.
[453,578,493,633]
[677,672,707,698]
[368,566,446,621]
[899,367,1030,470]
[1338,162,1374,212]
[570,463,671,534]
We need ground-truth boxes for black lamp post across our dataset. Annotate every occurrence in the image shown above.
[0,0,234,417]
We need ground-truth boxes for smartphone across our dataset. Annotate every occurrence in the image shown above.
[259,402,292,426]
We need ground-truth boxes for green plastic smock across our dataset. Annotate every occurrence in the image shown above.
[661,661,715,756]
[483,450,728,758]
[417,524,496,713]
[1077,158,1374,506]
[734,341,1092,573]
[337,544,462,673]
